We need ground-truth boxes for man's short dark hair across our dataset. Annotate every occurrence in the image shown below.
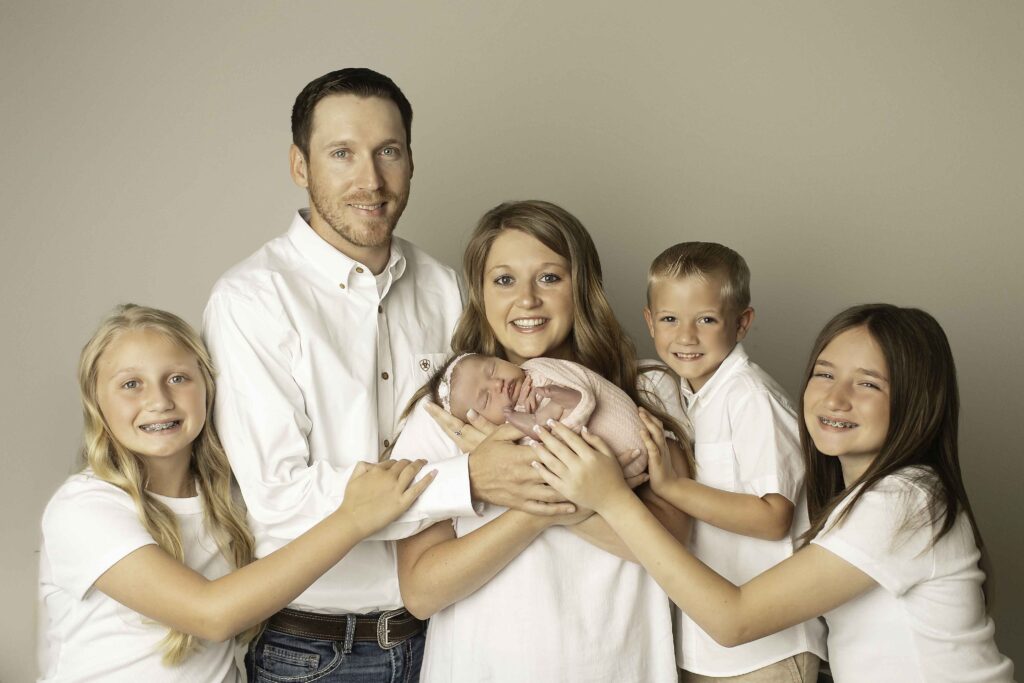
[291,68,413,158]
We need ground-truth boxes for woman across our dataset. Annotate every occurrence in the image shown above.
[392,200,692,682]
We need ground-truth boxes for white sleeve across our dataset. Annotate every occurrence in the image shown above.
[41,477,156,599]
[203,291,473,545]
[728,388,804,501]
[392,399,467,463]
[812,479,935,595]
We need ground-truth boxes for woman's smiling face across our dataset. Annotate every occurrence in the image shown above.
[482,229,575,365]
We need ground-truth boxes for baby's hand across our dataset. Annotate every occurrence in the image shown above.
[533,384,582,411]
[339,460,436,538]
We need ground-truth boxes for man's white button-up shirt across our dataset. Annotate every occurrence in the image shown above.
[203,210,473,614]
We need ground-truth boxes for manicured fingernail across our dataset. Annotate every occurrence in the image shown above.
[429,469,438,477]
[546,418,555,427]
[533,424,542,434]
[633,449,641,456]
[531,461,539,468]
[467,409,477,418]
[582,425,590,434]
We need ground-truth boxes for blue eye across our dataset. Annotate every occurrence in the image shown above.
[539,273,561,284]
[122,379,140,389]
[493,275,514,287]
[380,147,398,157]
[332,149,349,159]
[169,374,187,384]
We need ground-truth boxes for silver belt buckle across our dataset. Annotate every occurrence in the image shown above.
[376,608,405,649]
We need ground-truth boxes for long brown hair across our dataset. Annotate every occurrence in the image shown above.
[79,304,259,662]
[800,305,985,568]
[405,200,690,458]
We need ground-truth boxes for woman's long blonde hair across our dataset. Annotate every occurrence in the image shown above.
[78,304,258,664]
[404,200,691,461]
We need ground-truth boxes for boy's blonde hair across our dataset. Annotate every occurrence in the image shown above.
[647,242,751,313]
[78,304,258,664]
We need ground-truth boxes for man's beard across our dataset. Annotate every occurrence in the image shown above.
[308,179,407,249]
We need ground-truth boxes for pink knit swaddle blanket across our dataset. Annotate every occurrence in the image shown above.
[520,357,647,475]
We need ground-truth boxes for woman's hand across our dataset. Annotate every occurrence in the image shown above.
[340,460,436,538]
[528,421,633,515]
[639,407,685,498]
[425,401,500,452]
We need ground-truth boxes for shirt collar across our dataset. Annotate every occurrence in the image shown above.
[679,342,749,407]
[287,209,407,290]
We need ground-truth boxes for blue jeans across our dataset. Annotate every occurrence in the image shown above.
[245,621,424,683]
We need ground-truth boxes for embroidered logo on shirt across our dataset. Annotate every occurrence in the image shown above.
[419,358,432,372]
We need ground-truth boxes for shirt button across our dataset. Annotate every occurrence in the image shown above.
[338,283,346,289]
[355,266,365,274]
[381,371,390,380]
[378,305,383,314]
[383,439,391,448]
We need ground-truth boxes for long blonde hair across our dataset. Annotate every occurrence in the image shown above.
[405,200,691,462]
[78,304,258,663]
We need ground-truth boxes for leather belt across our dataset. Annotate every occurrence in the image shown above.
[266,607,424,649]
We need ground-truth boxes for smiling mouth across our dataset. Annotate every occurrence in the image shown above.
[511,318,546,330]
[349,202,385,211]
[139,420,181,433]
[673,352,703,361]
[818,416,858,429]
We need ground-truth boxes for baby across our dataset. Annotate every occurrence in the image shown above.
[433,353,649,477]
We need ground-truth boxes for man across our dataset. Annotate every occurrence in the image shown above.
[203,68,566,682]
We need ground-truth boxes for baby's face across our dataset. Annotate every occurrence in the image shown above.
[449,355,528,424]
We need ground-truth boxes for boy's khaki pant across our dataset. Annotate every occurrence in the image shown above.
[679,652,819,683]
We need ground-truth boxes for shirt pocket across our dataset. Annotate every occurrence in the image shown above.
[694,441,737,490]
[412,351,450,382]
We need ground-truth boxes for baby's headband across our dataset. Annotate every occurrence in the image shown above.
[437,353,475,413]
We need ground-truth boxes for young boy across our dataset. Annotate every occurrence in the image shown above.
[644,242,827,682]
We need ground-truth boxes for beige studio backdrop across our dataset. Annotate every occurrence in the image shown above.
[2,1,1022,678]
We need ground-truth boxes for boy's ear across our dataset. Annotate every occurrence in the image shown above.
[289,144,309,189]
[643,307,656,338]
[735,307,755,341]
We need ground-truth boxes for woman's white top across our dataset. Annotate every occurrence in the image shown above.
[392,367,686,683]
[811,469,1014,682]
[38,471,238,683]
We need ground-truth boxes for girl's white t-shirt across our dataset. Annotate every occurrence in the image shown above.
[391,368,685,683]
[38,471,238,683]
[811,469,1014,683]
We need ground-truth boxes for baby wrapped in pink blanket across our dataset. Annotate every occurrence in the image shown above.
[436,353,648,476]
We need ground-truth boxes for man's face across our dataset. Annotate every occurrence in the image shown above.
[294,94,412,256]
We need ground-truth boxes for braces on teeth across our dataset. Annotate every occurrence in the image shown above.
[820,417,856,428]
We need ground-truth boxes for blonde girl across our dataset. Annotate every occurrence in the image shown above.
[531,304,1014,682]
[38,305,433,682]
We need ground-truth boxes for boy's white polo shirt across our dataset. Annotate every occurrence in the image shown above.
[676,343,827,676]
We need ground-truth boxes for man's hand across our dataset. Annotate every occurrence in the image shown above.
[466,424,576,516]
